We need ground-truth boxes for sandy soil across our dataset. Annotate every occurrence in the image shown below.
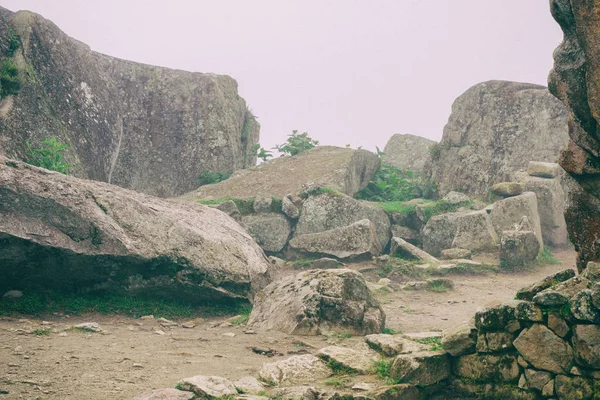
[0,249,576,400]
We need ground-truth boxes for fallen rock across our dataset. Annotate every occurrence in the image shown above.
[365,334,409,357]
[390,237,439,265]
[177,376,237,399]
[441,320,477,356]
[184,146,380,200]
[74,322,101,333]
[370,384,423,400]
[215,200,242,222]
[242,213,292,253]
[248,269,385,335]
[513,324,574,374]
[490,182,525,197]
[390,225,420,246]
[318,345,379,374]
[294,192,391,250]
[390,351,450,386]
[258,355,330,386]
[272,386,320,400]
[499,230,540,269]
[282,195,300,219]
[426,80,568,197]
[132,388,195,400]
[489,192,543,251]
[289,219,382,259]
[0,157,273,302]
[515,269,576,300]
[233,377,265,395]
[442,191,471,204]
[532,276,591,307]
[439,248,472,260]
[527,161,562,179]
[382,133,435,175]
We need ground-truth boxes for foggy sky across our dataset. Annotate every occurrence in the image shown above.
[0,1,563,152]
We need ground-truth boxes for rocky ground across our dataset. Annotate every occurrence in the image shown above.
[0,249,575,400]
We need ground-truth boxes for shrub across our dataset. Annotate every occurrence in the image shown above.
[0,57,20,97]
[273,130,319,156]
[256,147,273,162]
[428,143,442,161]
[26,136,73,174]
[196,170,232,186]
[7,28,20,56]
[356,165,436,202]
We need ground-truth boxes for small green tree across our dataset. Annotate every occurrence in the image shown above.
[273,130,319,156]
[0,58,20,97]
[26,137,73,174]
[257,147,273,162]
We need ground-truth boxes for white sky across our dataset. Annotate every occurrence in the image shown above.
[0,1,563,152]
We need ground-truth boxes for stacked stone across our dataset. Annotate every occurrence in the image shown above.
[441,265,600,399]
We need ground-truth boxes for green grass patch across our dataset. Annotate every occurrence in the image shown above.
[414,336,443,351]
[536,247,561,266]
[427,281,449,292]
[330,332,353,339]
[292,258,315,269]
[372,201,423,215]
[356,165,436,202]
[326,359,356,375]
[420,200,472,221]
[198,197,255,215]
[230,305,252,325]
[372,359,392,379]
[196,170,232,186]
[382,327,401,335]
[324,375,352,389]
[0,291,249,320]
[32,328,51,336]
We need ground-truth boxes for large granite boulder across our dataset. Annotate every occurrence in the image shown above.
[294,191,391,250]
[0,157,273,302]
[182,146,380,201]
[548,0,600,272]
[489,192,543,252]
[247,269,385,335]
[421,209,498,257]
[426,80,568,197]
[242,213,292,253]
[382,133,435,175]
[0,7,258,198]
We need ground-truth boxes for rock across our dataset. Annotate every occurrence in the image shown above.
[2,290,22,299]
[0,157,273,302]
[132,388,195,400]
[515,269,576,300]
[515,302,543,322]
[177,376,237,399]
[570,290,600,323]
[547,312,569,338]
[542,379,555,397]
[490,182,525,197]
[475,303,516,332]
[439,248,471,260]
[309,258,345,269]
[593,283,600,310]
[422,210,498,256]
[75,323,101,333]
[289,219,382,259]
[216,201,242,222]
[282,195,300,219]
[390,226,420,246]
[513,324,574,374]
[554,375,593,400]
[524,369,553,392]
[242,213,292,253]
[527,161,562,178]
[572,324,600,369]
[479,332,514,353]
[294,192,391,250]
[272,386,319,400]
[489,192,543,251]
[453,353,520,382]
[371,385,424,400]
[0,8,258,198]
[390,237,439,265]
[582,262,600,282]
[425,80,568,197]
[533,276,591,307]
[258,355,330,386]
[442,191,471,204]
[248,269,385,335]
[253,196,273,213]
[499,230,540,269]
[365,334,408,357]
[185,146,380,200]
[381,133,435,175]
[516,172,568,247]
[318,345,379,374]
[233,377,266,395]
[441,320,477,356]
[390,351,450,386]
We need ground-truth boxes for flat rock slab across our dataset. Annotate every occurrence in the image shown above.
[259,355,330,386]
[318,345,379,374]
[365,334,427,357]
[132,388,195,400]
[390,351,450,386]
[177,376,237,399]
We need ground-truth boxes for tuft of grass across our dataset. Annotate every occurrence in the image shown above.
[420,200,472,222]
[372,359,393,379]
[382,327,400,335]
[0,291,248,320]
[292,258,315,269]
[303,186,343,199]
[324,376,352,389]
[427,281,449,292]
[330,332,353,339]
[230,305,252,326]
[326,359,356,375]
[196,170,232,186]
[32,328,51,336]
[198,197,255,215]
[372,201,423,215]
[414,336,443,351]
[536,247,561,266]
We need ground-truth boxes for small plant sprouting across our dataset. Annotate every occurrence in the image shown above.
[273,130,319,156]
[230,305,252,326]
[32,328,51,336]
[26,136,73,174]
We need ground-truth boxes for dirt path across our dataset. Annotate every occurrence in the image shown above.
[0,249,576,399]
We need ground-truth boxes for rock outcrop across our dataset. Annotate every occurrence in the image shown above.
[0,157,272,303]
[181,146,380,201]
[382,134,435,175]
[426,80,569,197]
[0,7,258,197]
[549,0,600,272]
[247,269,385,335]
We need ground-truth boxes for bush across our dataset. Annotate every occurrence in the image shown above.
[273,130,319,156]
[7,28,20,57]
[356,165,436,202]
[256,147,273,162]
[0,58,20,97]
[26,136,73,174]
[428,143,442,161]
[197,170,232,186]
